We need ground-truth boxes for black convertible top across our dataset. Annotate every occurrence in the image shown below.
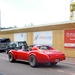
[0,38,11,43]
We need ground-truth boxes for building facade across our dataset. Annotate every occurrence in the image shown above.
[0,21,75,57]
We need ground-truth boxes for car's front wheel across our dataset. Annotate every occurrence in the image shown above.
[8,53,15,62]
[29,55,38,67]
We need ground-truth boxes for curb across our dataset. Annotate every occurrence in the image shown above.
[0,73,4,75]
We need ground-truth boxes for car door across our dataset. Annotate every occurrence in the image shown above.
[17,49,29,61]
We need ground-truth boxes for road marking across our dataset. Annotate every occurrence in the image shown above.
[57,70,75,75]
[70,73,75,75]
[0,57,8,60]
[57,70,64,73]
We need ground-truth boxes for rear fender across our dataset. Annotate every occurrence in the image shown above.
[29,53,36,58]
[29,53,37,61]
[29,52,49,63]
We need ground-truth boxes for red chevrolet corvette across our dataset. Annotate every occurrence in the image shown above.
[8,45,66,67]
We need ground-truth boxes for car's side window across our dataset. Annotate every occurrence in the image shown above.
[8,43,16,49]
[9,43,13,48]
[12,43,16,48]
[39,46,49,50]
[37,46,41,49]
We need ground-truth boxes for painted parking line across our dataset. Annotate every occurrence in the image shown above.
[57,70,75,75]
[0,57,8,60]
[70,73,75,75]
[57,70,64,73]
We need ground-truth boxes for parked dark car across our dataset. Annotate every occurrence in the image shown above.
[0,38,11,51]
[6,41,28,54]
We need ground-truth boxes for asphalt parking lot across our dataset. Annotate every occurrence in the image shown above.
[0,52,75,75]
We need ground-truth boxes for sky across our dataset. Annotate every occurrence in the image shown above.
[0,0,71,28]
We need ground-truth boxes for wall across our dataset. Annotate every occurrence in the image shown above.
[27,32,33,45]
[0,30,75,57]
[0,22,75,57]
[0,33,14,42]
[53,30,75,57]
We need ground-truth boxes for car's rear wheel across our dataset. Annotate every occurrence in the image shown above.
[29,55,38,67]
[50,62,57,66]
[8,53,15,62]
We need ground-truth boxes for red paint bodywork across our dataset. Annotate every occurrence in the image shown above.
[8,45,66,64]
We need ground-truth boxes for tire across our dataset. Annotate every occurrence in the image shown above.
[8,53,15,62]
[50,62,57,66]
[29,55,38,67]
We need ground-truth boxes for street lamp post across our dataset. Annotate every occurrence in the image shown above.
[0,10,1,31]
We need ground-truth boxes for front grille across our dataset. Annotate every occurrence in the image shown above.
[0,43,7,50]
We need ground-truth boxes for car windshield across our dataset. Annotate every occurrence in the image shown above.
[29,45,50,50]
[37,46,50,50]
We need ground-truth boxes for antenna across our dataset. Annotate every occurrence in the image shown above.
[0,10,1,31]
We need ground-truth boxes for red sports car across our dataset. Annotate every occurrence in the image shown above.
[8,45,66,67]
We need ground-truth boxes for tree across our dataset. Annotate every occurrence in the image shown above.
[14,25,17,28]
[28,23,33,26]
[24,24,26,27]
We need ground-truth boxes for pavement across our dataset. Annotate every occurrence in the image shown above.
[62,57,75,65]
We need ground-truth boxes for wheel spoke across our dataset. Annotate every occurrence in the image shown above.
[8,53,15,62]
[29,55,38,67]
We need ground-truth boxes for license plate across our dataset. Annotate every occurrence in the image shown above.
[55,59,59,62]
[2,44,5,47]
